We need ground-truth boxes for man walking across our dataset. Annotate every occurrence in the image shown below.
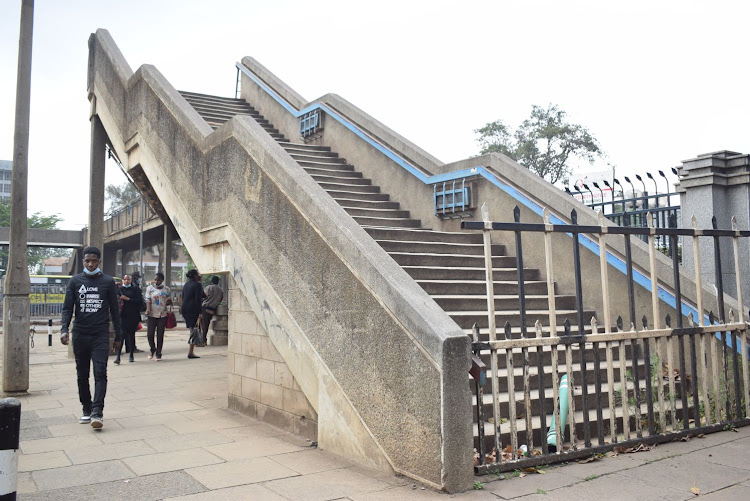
[200,275,224,345]
[60,246,121,429]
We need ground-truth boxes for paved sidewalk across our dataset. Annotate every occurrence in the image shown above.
[1,329,749,500]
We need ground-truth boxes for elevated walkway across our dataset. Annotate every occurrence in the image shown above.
[87,29,731,491]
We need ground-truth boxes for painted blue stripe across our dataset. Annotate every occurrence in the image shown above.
[237,62,741,351]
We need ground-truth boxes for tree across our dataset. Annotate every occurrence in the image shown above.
[475,104,603,184]
[0,200,69,274]
[105,181,140,214]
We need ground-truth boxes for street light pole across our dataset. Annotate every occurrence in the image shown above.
[3,0,34,394]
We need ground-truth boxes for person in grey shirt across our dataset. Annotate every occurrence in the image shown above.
[200,275,224,344]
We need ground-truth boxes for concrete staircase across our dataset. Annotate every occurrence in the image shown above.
[179,91,622,451]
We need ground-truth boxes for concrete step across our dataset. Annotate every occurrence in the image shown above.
[329,191,391,202]
[352,216,421,228]
[433,294,576,312]
[318,182,381,194]
[417,280,549,296]
[448,309,595,329]
[376,240,506,256]
[304,167,360,178]
[364,227,483,244]
[311,174,372,186]
[283,147,341,158]
[403,266,540,281]
[388,252,517,268]
[334,198,400,210]
[294,156,349,166]
[277,141,331,152]
[343,207,411,219]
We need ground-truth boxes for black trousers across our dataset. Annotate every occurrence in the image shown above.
[147,316,167,357]
[73,332,109,417]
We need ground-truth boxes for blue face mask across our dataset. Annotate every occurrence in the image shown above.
[122,283,131,288]
[83,267,101,276]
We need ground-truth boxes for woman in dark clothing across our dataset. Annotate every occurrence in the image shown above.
[182,269,204,359]
[115,274,143,364]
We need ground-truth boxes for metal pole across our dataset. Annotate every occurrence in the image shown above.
[139,197,144,278]
[0,397,21,500]
[3,0,34,394]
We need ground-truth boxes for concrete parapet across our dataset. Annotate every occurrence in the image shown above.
[88,29,473,492]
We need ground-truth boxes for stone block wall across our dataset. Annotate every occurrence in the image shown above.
[226,276,318,440]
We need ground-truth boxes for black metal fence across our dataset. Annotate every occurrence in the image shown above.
[462,205,750,473]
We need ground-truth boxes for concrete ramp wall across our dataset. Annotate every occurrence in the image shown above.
[87,29,473,492]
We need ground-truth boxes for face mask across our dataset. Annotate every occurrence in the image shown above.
[83,267,101,276]
[122,283,131,288]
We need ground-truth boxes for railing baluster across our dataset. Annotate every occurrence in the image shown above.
[641,314,655,435]
[732,217,749,418]
[571,210,591,448]
[505,322,518,459]
[591,317,605,444]
[709,311,722,422]
[617,317,630,440]
[712,216,731,420]
[480,204,502,457]
[543,210,561,453]
[691,216,712,426]
[648,213,667,434]
[598,212,617,443]
[670,214,689,430]
[623,214,643,437]
[472,323,486,466]
[665,314,678,430]
[688,315,701,427]
[564,319,578,447]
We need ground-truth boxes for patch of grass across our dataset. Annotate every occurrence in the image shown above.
[473,481,484,490]
[584,474,600,481]
[644,453,680,465]
[536,488,547,494]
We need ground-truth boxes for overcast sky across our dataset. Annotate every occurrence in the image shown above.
[1,0,748,230]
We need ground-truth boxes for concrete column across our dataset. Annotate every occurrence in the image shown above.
[3,0,34,394]
[677,151,750,307]
[87,114,106,250]
[162,223,173,287]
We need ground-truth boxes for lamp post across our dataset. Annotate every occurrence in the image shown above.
[646,172,659,204]
[658,170,671,206]
[582,183,593,206]
[623,176,637,200]
[591,182,605,212]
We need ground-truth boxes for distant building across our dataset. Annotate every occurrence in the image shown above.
[0,161,11,200]
[43,256,70,275]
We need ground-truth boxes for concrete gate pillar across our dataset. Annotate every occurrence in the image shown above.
[87,114,107,251]
[677,151,750,308]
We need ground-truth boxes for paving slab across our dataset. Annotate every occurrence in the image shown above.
[263,467,396,501]
[185,456,299,490]
[488,470,579,499]
[693,439,750,471]
[164,483,288,500]
[30,459,135,491]
[203,436,303,461]
[64,439,157,464]
[20,434,103,454]
[165,416,244,434]
[215,423,286,441]
[18,450,71,472]
[550,453,646,479]
[122,448,225,476]
[145,430,234,452]
[532,472,686,501]
[269,449,355,475]
[17,471,38,494]
[115,411,192,429]
[19,471,206,501]
[618,455,750,497]
[48,420,124,437]
[20,427,52,441]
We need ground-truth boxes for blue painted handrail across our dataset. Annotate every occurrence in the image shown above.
[234,61,725,331]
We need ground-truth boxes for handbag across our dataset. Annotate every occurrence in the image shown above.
[188,324,205,346]
[165,307,177,329]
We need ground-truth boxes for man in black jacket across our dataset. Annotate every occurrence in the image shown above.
[60,246,121,429]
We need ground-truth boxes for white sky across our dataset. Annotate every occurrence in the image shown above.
[1,0,748,230]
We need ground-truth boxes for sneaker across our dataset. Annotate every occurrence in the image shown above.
[114,357,121,365]
[79,414,91,424]
[129,356,134,363]
[156,355,162,361]
[91,416,103,429]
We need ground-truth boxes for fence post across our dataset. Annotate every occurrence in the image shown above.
[0,398,21,501]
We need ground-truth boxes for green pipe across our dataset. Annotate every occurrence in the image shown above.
[547,374,570,451]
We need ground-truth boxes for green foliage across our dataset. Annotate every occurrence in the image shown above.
[473,481,484,490]
[475,104,603,184]
[0,199,69,274]
[105,182,140,213]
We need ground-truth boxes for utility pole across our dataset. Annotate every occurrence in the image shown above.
[3,0,34,394]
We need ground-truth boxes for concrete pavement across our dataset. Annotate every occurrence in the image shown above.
[2,327,750,500]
